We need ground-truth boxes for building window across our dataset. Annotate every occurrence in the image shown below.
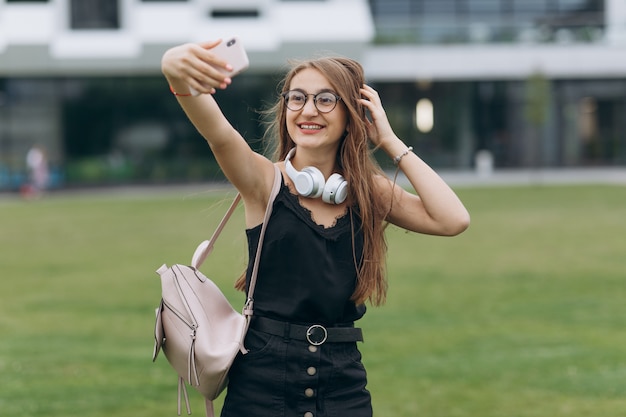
[70,0,120,30]
[210,9,260,18]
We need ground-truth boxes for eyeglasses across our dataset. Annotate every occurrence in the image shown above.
[282,90,342,113]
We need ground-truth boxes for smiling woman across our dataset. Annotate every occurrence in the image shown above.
[283,68,349,156]
[160,39,469,416]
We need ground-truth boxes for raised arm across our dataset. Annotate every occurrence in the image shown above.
[360,85,470,236]
[161,41,275,225]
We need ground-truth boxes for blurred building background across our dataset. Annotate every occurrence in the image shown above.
[0,0,625,189]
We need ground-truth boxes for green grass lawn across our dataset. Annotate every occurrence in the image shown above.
[1,184,625,417]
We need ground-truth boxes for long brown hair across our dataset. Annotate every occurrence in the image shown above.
[236,56,390,306]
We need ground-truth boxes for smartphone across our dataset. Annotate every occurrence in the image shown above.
[212,37,249,76]
[190,37,249,96]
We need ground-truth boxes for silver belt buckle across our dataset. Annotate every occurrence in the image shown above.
[306,324,328,346]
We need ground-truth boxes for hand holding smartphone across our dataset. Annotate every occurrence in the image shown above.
[190,37,249,96]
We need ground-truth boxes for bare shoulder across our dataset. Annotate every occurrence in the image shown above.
[239,155,280,228]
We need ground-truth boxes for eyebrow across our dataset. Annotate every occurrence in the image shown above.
[290,87,337,95]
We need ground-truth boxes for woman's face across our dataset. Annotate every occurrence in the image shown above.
[285,68,348,154]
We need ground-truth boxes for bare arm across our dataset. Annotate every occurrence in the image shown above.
[360,85,470,236]
[161,41,275,226]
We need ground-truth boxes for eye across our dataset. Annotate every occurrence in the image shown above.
[316,93,336,105]
[287,92,305,103]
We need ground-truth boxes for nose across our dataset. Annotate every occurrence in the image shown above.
[301,96,318,115]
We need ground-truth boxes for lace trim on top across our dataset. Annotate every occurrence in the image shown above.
[276,181,351,241]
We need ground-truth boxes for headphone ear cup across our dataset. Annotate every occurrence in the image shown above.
[299,167,324,198]
[322,173,348,204]
[296,167,326,198]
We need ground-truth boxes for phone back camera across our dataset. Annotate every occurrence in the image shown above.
[227,39,236,47]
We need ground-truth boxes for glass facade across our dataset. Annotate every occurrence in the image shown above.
[363,0,625,171]
[2,74,624,190]
[0,75,275,190]
[372,77,626,170]
[369,0,605,44]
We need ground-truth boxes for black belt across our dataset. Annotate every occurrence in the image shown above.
[250,316,363,345]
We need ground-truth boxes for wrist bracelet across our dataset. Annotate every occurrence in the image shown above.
[392,146,413,165]
[169,85,193,97]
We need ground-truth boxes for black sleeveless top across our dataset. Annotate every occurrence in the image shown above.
[245,177,366,326]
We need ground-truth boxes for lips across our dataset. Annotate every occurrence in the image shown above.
[298,123,324,131]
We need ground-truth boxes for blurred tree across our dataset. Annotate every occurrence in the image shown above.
[524,71,551,167]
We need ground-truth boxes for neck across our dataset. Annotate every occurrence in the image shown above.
[291,146,340,178]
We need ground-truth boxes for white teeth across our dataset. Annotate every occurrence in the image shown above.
[300,124,322,130]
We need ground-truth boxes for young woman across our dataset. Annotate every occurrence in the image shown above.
[162,39,470,417]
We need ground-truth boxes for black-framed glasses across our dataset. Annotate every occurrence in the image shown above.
[282,90,342,113]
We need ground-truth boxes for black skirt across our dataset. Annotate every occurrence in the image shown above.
[221,327,372,417]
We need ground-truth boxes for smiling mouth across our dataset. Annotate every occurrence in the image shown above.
[299,124,323,130]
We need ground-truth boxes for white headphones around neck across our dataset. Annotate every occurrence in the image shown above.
[284,148,348,205]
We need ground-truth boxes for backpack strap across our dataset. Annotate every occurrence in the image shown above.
[243,164,282,318]
[205,398,215,417]
[177,376,191,416]
[191,164,281,270]
[190,164,281,316]
[191,194,241,269]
